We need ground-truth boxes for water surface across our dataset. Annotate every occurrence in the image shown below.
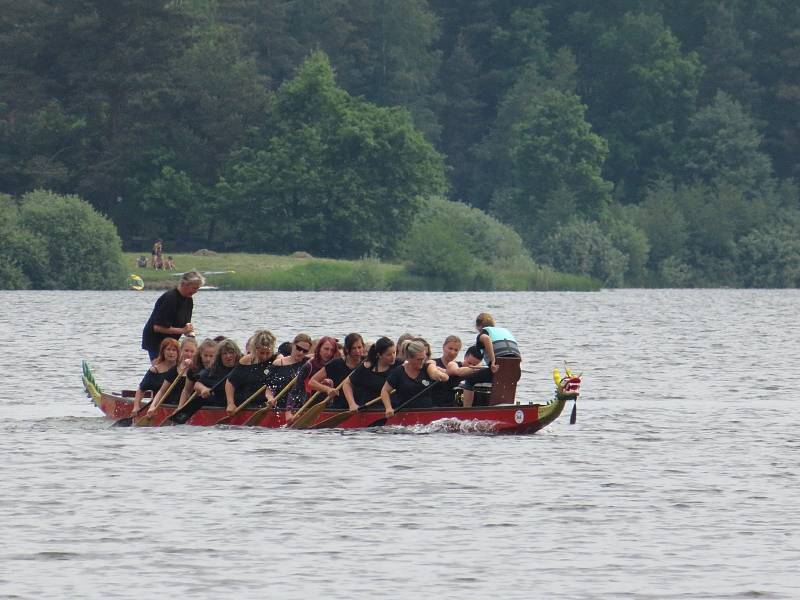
[0,289,797,599]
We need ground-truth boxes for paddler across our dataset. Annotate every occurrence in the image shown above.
[461,312,521,407]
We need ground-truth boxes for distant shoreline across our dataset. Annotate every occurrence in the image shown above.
[121,252,600,292]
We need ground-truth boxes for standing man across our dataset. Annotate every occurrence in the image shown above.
[141,270,204,360]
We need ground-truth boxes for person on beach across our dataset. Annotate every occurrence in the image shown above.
[141,270,204,361]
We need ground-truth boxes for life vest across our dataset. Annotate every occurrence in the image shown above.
[482,326,520,361]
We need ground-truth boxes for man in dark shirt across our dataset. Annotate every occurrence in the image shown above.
[141,270,204,360]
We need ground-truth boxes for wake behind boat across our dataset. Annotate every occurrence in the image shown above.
[81,360,581,435]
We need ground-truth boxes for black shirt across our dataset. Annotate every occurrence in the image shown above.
[349,359,402,406]
[321,357,356,409]
[385,363,435,409]
[139,368,169,394]
[196,365,233,407]
[141,288,193,355]
[430,357,462,407]
[227,359,273,406]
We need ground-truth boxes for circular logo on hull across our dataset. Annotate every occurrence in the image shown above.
[514,410,524,424]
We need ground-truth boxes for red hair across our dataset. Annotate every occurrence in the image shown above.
[303,336,338,392]
[156,337,180,364]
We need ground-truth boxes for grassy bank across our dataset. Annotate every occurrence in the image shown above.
[122,252,599,291]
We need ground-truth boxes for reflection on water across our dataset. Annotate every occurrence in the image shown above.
[1,289,798,599]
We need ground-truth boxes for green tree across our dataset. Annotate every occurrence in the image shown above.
[571,11,703,200]
[219,52,446,258]
[489,87,612,248]
[678,91,774,196]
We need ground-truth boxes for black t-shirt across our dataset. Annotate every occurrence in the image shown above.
[430,357,462,407]
[141,288,193,355]
[385,363,434,409]
[349,359,402,406]
[321,357,356,409]
[139,368,168,394]
[227,359,273,405]
[196,365,233,407]
[157,365,184,405]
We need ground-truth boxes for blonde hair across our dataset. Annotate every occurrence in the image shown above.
[443,335,462,347]
[293,332,312,347]
[251,329,276,353]
[405,340,427,359]
[476,312,495,327]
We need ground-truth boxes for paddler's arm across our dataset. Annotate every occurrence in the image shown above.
[224,380,236,414]
[380,382,395,418]
[308,366,337,397]
[342,377,358,411]
[425,360,449,382]
[479,333,499,373]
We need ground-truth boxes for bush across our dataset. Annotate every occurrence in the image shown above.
[0,190,125,289]
[540,221,627,287]
[399,196,537,289]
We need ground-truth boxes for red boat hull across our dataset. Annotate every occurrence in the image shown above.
[82,363,573,435]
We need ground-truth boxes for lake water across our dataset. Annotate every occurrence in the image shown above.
[0,289,797,599]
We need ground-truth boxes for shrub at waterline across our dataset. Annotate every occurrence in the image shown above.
[0,190,124,289]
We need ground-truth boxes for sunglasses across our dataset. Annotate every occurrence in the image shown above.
[295,345,311,353]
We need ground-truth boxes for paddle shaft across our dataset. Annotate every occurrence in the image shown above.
[242,374,299,426]
[214,384,267,425]
[160,371,232,425]
[310,395,384,429]
[289,362,363,429]
[369,381,438,427]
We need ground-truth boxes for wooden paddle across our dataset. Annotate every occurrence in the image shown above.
[113,398,152,427]
[289,373,355,429]
[131,374,185,427]
[367,381,438,427]
[214,384,267,426]
[309,396,384,429]
[241,375,298,426]
[159,372,232,426]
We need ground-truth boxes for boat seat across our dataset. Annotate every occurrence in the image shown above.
[489,356,521,405]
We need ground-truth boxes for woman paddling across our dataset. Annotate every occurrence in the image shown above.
[132,338,179,413]
[224,330,277,415]
[380,339,449,418]
[145,337,197,416]
[342,336,400,411]
[308,333,365,409]
[194,339,241,407]
[431,335,464,407]
[264,333,312,421]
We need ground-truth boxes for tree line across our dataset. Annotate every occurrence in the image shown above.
[2,0,800,287]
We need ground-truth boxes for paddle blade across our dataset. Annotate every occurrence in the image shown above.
[310,410,356,429]
[243,407,269,426]
[215,415,232,426]
[112,417,134,427]
[134,414,154,427]
[367,416,388,427]
[290,399,327,429]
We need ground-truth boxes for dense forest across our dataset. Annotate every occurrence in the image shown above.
[3,0,800,287]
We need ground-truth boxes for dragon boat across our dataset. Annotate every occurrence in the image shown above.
[81,359,580,435]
